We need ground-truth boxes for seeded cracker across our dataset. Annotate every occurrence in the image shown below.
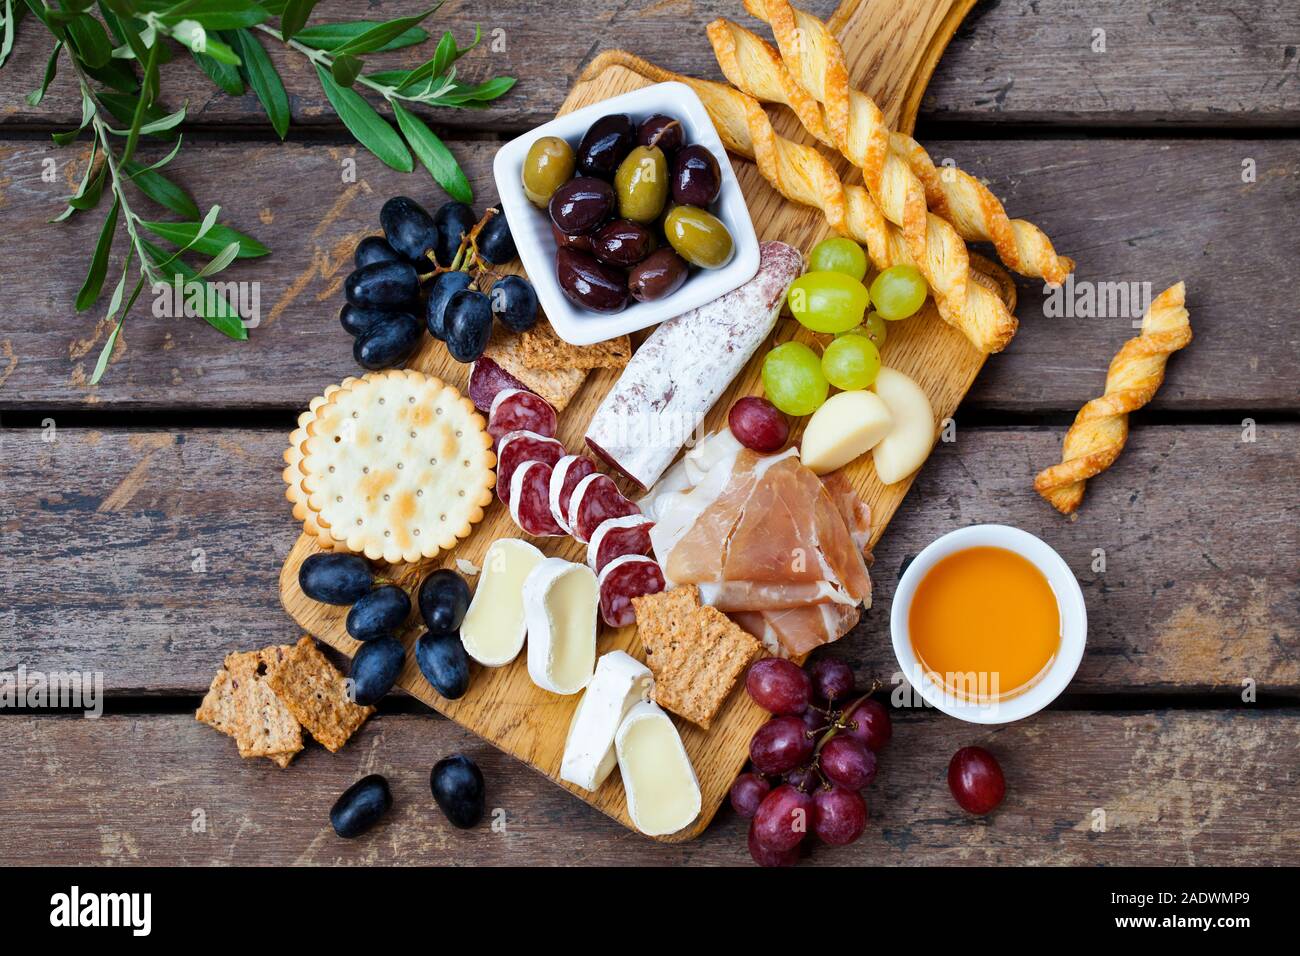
[632,585,762,730]
[519,323,631,372]
[197,645,302,767]
[267,636,373,753]
[299,370,495,564]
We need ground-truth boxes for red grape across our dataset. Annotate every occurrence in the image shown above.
[812,786,868,845]
[729,396,790,453]
[820,734,877,790]
[752,784,814,852]
[799,707,827,736]
[842,698,892,751]
[810,658,855,702]
[748,819,800,867]
[948,746,1006,815]
[746,658,812,715]
[729,772,771,818]
[784,765,819,792]
[750,715,815,775]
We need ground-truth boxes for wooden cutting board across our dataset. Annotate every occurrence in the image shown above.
[279,0,1010,842]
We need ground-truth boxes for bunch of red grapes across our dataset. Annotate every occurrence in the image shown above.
[732,657,891,866]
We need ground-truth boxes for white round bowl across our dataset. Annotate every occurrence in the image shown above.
[889,524,1086,724]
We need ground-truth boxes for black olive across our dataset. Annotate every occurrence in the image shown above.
[354,235,403,268]
[576,113,635,179]
[417,568,471,632]
[346,584,412,642]
[555,247,628,313]
[345,260,420,309]
[430,754,485,828]
[432,201,477,267]
[299,553,372,605]
[475,205,516,265]
[443,289,493,363]
[548,177,614,235]
[425,270,474,341]
[353,312,423,370]
[414,631,471,700]
[330,774,393,839]
[350,635,405,706]
[490,275,539,333]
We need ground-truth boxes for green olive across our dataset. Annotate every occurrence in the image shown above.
[613,145,669,224]
[522,136,576,208]
[664,205,734,269]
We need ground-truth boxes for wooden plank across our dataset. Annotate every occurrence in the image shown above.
[0,137,1294,412]
[0,709,1293,864]
[4,425,1295,695]
[1,1,1294,131]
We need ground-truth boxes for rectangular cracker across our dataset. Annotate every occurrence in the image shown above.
[267,636,374,752]
[632,586,762,730]
[196,646,302,767]
[520,323,631,371]
[483,324,585,411]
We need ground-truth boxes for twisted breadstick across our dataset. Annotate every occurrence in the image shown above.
[614,54,1016,353]
[1035,282,1192,514]
[743,0,1074,286]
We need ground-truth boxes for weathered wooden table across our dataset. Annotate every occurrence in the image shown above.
[1,0,1296,866]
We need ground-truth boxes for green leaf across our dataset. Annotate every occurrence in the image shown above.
[66,163,107,210]
[294,21,428,53]
[96,89,166,128]
[328,4,442,58]
[167,19,242,65]
[3,0,24,71]
[314,64,412,173]
[158,1,268,31]
[26,40,62,106]
[76,196,120,311]
[141,239,248,340]
[50,140,102,222]
[438,76,516,105]
[88,272,146,386]
[141,218,269,259]
[193,240,240,278]
[133,105,187,136]
[278,0,315,40]
[231,28,288,139]
[124,159,201,218]
[392,102,472,204]
[84,57,141,93]
[66,13,114,67]
[193,47,244,94]
[330,52,362,87]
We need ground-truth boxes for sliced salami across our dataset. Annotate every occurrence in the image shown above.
[488,388,557,446]
[597,554,666,628]
[586,513,655,574]
[468,357,531,413]
[508,460,565,537]
[549,455,598,534]
[569,472,640,543]
[496,430,566,503]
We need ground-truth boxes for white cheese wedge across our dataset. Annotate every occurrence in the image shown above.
[800,389,894,474]
[459,538,545,667]
[523,558,599,694]
[560,651,654,791]
[615,701,702,836]
[871,366,936,484]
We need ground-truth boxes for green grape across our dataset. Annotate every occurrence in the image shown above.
[869,264,928,320]
[788,271,869,333]
[808,237,867,281]
[821,334,881,390]
[860,311,887,348]
[762,342,829,416]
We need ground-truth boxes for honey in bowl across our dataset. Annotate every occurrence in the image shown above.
[908,546,1061,703]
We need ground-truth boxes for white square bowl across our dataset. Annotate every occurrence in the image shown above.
[492,81,760,346]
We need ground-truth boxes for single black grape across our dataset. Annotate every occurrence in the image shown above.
[339,304,391,337]
[330,774,392,839]
[350,635,405,706]
[353,312,422,370]
[417,568,470,632]
[432,201,477,267]
[443,289,493,363]
[354,235,403,269]
[346,584,412,642]
[414,631,471,700]
[345,260,419,309]
[299,553,372,605]
[430,754,485,828]
[426,270,474,340]
[380,196,438,262]
[490,275,538,333]
[476,205,516,264]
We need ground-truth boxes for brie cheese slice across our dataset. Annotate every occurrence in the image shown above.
[615,701,702,836]
[523,557,599,695]
[460,538,545,667]
[560,651,653,791]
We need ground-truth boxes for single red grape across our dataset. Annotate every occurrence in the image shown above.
[729,772,771,818]
[820,734,877,790]
[784,765,819,792]
[746,658,812,715]
[842,698,892,751]
[812,786,868,845]
[729,396,790,453]
[752,784,814,852]
[948,746,1006,815]
[810,658,855,702]
[799,706,827,736]
[750,715,815,775]
[748,819,800,867]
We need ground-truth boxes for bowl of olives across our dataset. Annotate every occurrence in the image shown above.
[493,82,760,345]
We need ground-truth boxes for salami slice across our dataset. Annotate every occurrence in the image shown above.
[569,472,639,543]
[586,514,655,573]
[469,357,531,413]
[489,388,557,446]
[496,430,566,503]
[508,460,565,537]
[597,554,666,628]
[549,455,598,534]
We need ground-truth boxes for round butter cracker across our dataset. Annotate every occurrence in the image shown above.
[300,370,496,563]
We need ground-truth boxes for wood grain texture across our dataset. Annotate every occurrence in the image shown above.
[1,710,1294,865]
[5,424,1293,696]
[1,138,1293,412]
[0,1,1294,131]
